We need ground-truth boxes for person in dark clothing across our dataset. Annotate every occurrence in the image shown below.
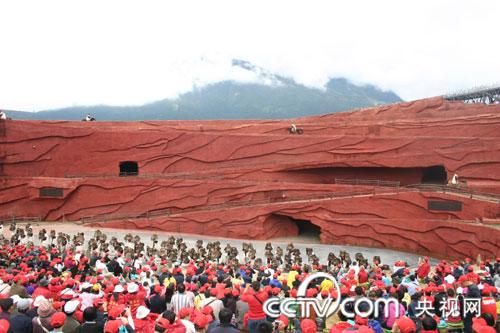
[421,315,438,331]
[0,298,13,322]
[107,258,123,277]
[433,287,447,318]
[256,321,273,333]
[26,303,39,319]
[147,286,167,314]
[75,306,104,333]
[173,269,185,286]
[9,298,33,333]
[208,308,239,333]
[223,293,237,315]
[463,285,481,333]
[0,298,14,333]
[165,284,175,305]
[407,292,422,321]
[158,270,169,286]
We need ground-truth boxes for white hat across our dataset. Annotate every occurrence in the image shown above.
[64,300,80,314]
[81,282,92,290]
[114,285,125,293]
[10,295,21,304]
[16,298,32,311]
[127,282,139,293]
[33,295,48,308]
[60,288,77,298]
[456,286,464,294]
[136,305,150,319]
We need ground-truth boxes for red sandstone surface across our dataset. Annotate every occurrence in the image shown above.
[1,97,499,259]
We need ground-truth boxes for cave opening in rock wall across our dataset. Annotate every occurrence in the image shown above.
[421,165,447,184]
[293,218,321,241]
[282,165,448,186]
[119,161,138,176]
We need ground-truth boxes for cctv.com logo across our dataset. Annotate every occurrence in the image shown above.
[264,272,401,319]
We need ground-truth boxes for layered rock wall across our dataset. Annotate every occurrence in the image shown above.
[1,97,499,258]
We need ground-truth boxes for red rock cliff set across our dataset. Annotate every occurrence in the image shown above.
[1,97,499,259]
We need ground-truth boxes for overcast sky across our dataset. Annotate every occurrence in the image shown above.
[1,0,499,111]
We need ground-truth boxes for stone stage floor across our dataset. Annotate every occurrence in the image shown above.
[16,222,438,267]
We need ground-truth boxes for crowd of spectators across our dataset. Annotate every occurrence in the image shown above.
[0,223,498,333]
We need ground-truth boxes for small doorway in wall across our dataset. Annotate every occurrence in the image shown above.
[421,165,447,184]
[119,161,138,176]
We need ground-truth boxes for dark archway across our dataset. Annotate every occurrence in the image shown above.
[119,161,138,176]
[266,214,322,242]
[421,165,447,184]
[291,218,321,242]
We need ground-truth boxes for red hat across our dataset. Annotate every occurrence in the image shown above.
[355,315,369,326]
[481,285,491,296]
[154,285,162,294]
[300,319,317,333]
[272,287,281,296]
[277,314,289,327]
[396,317,416,333]
[50,312,67,328]
[179,307,191,319]
[232,289,240,297]
[210,289,217,297]
[306,288,317,297]
[194,314,210,329]
[290,289,298,298]
[0,319,9,333]
[104,285,114,294]
[52,301,64,310]
[472,317,496,333]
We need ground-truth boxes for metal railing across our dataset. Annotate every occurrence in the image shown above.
[4,181,498,225]
[0,216,41,224]
[334,178,400,187]
[77,186,425,224]
[407,184,500,203]
[79,183,499,224]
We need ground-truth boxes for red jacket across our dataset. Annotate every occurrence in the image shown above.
[241,289,269,320]
[358,270,368,283]
[481,297,497,321]
[126,292,146,315]
[133,318,155,333]
[417,262,430,279]
[161,319,186,333]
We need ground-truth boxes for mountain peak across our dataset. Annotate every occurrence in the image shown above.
[7,65,403,120]
[231,59,295,86]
